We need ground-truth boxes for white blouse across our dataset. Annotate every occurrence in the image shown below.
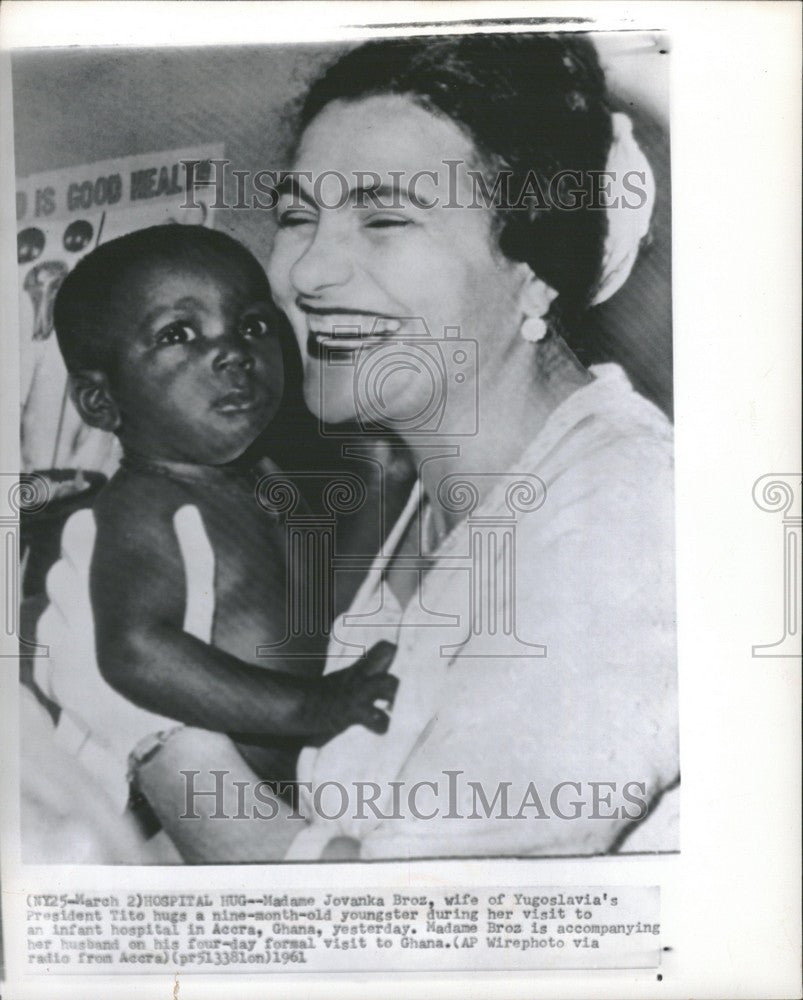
[289,365,679,859]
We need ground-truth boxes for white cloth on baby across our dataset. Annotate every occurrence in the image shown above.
[34,504,214,811]
[287,364,679,860]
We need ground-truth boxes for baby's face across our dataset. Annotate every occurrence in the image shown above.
[106,256,285,465]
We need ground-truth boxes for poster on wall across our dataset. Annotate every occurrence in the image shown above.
[17,144,223,479]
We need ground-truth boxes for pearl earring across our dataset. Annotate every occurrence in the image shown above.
[520,278,558,343]
[520,314,549,343]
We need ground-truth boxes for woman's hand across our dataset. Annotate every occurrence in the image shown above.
[305,640,398,745]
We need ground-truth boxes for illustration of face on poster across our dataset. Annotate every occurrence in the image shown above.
[17,146,222,477]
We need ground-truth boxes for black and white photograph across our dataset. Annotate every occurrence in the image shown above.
[13,24,678,867]
[0,2,800,996]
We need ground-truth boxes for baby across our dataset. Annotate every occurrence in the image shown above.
[50,224,397,794]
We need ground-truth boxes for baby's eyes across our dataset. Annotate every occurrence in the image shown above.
[156,321,197,345]
[154,316,272,345]
[240,316,272,339]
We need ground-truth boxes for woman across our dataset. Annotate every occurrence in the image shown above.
[39,32,677,862]
[256,32,678,859]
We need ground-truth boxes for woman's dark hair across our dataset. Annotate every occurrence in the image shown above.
[300,33,613,327]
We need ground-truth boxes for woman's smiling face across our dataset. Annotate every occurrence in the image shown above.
[267,94,526,428]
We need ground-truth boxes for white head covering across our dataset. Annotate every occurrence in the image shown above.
[521,111,656,340]
[591,111,656,305]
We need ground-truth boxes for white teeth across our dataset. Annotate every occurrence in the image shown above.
[307,315,401,337]
[315,337,368,351]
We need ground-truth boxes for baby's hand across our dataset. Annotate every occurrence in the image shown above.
[307,640,398,744]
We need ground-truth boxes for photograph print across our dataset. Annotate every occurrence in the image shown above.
[13,27,678,864]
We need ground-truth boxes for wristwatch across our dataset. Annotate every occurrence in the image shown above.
[126,725,185,785]
[126,726,184,838]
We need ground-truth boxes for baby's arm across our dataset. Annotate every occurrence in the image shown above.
[90,503,397,743]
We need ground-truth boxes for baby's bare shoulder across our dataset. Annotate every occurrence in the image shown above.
[93,468,190,556]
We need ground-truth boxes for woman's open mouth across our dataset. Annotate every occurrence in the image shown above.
[305,315,402,358]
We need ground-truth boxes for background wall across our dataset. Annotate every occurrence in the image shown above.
[12,31,672,419]
[12,43,345,276]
